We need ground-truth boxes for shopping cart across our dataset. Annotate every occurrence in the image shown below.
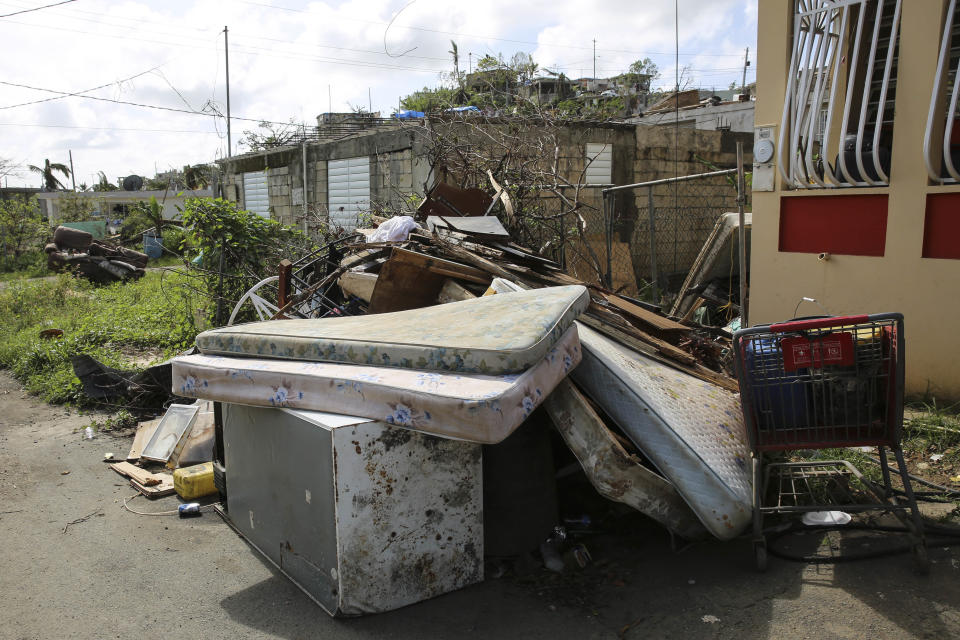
[733,313,927,572]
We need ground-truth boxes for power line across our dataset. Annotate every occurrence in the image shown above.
[232,0,748,58]
[0,79,291,126]
[0,122,219,133]
[1,17,447,74]
[0,62,170,110]
[0,0,76,19]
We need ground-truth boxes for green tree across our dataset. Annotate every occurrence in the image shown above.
[0,197,47,270]
[400,86,458,112]
[28,158,71,191]
[56,193,98,223]
[92,171,118,192]
[621,58,660,92]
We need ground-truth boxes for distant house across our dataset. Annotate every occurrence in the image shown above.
[35,188,215,225]
[627,90,754,133]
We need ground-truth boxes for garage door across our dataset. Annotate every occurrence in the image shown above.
[243,171,270,218]
[328,156,370,230]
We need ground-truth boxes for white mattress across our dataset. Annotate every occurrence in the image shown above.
[173,326,581,444]
[195,285,589,375]
[570,324,752,540]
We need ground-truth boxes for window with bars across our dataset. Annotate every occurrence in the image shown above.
[779,0,901,189]
[924,0,960,183]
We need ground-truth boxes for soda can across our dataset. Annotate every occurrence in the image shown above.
[178,502,201,518]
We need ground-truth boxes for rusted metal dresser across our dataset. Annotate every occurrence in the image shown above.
[217,403,483,616]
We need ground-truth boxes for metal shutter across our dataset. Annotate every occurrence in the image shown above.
[585,143,612,185]
[327,156,370,231]
[242,171,270,218]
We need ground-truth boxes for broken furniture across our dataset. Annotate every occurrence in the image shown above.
[47,225,148,283]
[216,404,483,616]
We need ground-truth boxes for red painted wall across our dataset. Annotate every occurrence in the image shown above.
[923,193,960,260]
[779,194,888,256]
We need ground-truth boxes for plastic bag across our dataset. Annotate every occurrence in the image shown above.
[367,215,420,243]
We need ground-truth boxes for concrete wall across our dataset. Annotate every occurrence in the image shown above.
[35,189,213,224]
[752,1,960,399]
[220,125,431,232]
[630,101,755,133]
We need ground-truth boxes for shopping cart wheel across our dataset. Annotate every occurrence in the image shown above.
[912,544,930,575]
[754,541,768,572]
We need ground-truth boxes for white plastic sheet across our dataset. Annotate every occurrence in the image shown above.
[367,216,420,243]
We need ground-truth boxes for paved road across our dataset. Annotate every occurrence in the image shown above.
[1,371,959,639]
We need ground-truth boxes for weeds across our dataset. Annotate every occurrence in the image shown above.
[0,271,204,405]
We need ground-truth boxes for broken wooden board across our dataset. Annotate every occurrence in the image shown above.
[127,419,160,462]
[587,304,697,366]
[368,248,492,314]
[110,461,164,486]
[544,379,706,540]
[601,293,688,334]
[387,247,491,284]
[338,271,378,303]
[130,474,175,499]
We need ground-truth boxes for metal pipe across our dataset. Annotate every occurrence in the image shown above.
[792,8,825,187]
[853,0,885,186]
[804,6,839,188]
[944,14,960,181]
[224,25,232,158]
[779,13,805,187]
[925,0,956,183]
[302,140,308,234]
[838,2,868,185]
[602,168,736,194]
[871,0,901,184]
[737,141,748,327]
[821,5,851,186]
[604,193,613,289]
[647,185,658,303]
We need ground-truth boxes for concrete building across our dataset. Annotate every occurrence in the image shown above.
[35,188,214,224]
[628,100,754,133]
[751,1,960,398]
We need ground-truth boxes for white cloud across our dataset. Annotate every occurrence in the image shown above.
[0,0,756,187]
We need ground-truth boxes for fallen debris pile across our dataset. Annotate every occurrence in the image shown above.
[46,225,148,283]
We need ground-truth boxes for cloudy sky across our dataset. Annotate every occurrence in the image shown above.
[0,0,757,188]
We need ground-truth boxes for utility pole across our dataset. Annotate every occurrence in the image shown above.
[224,26,232,158]
[328,85,332,113]
[592,38,596,79]
[468,52,472,74]
[742,46,750,94]
[68,150,76,191]
[368,87,372,113]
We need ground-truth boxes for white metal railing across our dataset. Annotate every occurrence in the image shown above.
[778,0,901,189]
[924,0,960,183]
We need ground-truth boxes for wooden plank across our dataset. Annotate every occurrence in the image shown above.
[130,474,175,499]
[110,461,162,486]
[127,419,160,462]
[587,304,696,365]
[543,379,705,539]
[437,279,476,304]
[602,293,688,333]
[388,247,491,284]
[367,260,445,314]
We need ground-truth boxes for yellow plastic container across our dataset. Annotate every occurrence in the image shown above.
[173,462,217,500]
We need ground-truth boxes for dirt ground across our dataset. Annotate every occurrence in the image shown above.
[2,371,960,640]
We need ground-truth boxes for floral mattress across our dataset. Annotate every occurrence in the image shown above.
[173,326,581,444]
[195,285,589,375]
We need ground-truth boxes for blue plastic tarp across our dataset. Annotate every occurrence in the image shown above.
[394,110,425,119]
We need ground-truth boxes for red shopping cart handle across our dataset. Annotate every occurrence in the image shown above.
[769,315,870,332]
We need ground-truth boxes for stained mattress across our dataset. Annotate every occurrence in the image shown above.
[195,285,589,375]
[173,326,582,444]
[570,324,752,540]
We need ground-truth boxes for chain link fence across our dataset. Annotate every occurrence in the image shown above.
[585,168,748,304]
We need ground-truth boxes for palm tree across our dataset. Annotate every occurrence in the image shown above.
[27,158,71,191]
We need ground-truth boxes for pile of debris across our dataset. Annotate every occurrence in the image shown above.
[109,399,215,501]
[46,225,148,283]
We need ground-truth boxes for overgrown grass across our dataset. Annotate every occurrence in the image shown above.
[0,250,50,281]
[0,271,206,404]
